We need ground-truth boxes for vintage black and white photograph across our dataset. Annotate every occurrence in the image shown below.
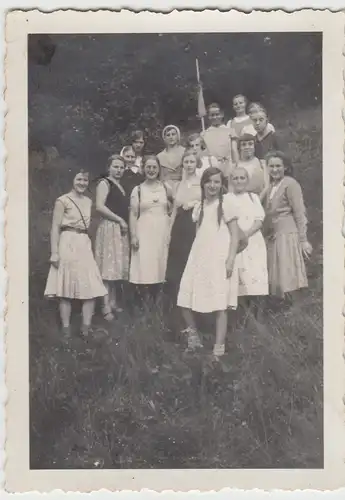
[28,29,323,470]
[5,9,345,493]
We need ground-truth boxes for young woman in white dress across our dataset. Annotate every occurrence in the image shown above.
[129,155,173,302]
[230,167,269,319]
[177,167,242,358]
[44,170,107,337]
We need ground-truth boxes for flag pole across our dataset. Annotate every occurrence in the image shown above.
[196,58,205,132]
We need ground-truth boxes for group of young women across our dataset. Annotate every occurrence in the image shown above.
[44,94,313,357]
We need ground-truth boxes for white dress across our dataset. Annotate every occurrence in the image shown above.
[129,182,171,284]
[44,194,107,300]
[177,193,240,313]
[231,192,269,296]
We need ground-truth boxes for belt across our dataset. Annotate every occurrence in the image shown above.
[61,226,88,234]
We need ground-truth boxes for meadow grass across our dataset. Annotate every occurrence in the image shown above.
[29,106,323,469]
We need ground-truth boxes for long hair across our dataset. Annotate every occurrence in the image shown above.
[265,150,294,177]
[198,167,226,228]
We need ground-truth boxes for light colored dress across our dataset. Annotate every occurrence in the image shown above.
[157,146,185,194]
[201,125,232,178]
[177,193,240,313]
[44,194,107,300]
[230,192,268,296]
[129,182,171,284]
[264,176,308,297]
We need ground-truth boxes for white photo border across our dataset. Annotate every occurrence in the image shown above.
[4,8,345,492]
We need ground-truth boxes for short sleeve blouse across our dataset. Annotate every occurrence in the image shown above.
[222,193,240,223]
[250,192,265,221]
[57,194,91,230]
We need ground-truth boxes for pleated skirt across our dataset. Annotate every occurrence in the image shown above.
[44,231,107,300]
[95,219,129,281]
[266,231,308,297]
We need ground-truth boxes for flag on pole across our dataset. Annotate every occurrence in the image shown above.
[196,58,206,131]
[197,83,207,119]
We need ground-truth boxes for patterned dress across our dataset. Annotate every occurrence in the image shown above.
[230,192,268,296]
[44,194,107,300]
[95,178,130,281]
[264,176,308,297]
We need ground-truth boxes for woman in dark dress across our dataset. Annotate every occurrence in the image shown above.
[95,155,130,320]
[165,150,201,332]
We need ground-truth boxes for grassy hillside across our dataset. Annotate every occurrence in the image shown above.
[29,106,323,469]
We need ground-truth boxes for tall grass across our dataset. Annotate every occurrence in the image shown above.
[29,106,323,469]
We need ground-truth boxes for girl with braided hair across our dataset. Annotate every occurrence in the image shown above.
[177,167,243,357]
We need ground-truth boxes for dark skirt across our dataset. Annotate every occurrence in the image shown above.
[166,207,196,291]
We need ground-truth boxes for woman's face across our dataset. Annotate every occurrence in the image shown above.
[231,168,248,194]
[189,137,202,155]
[123,148,136,165]
[268,156,285,182]
[109,159,125,179]
[144,158,160,180]
[233,96,246,115]
[240,140,255,160]
[73,173,89,194]
[208,106,224,127]
[164,128,179,147]
[204,173,222,198]
[251,111,268,133]
[132,137,145,154]
[183,154,197,176]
